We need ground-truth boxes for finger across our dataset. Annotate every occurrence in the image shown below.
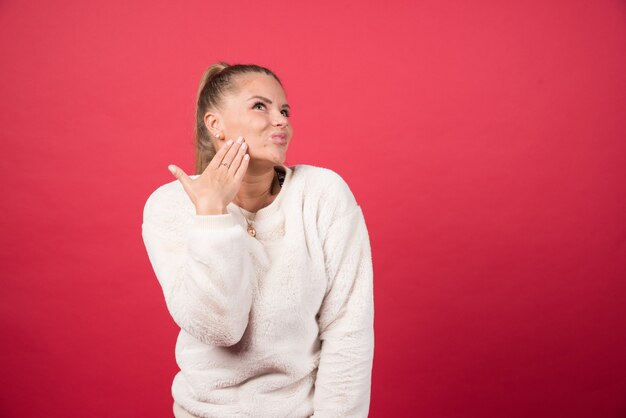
[207,139,234,170]
[228,141,247,174]
[233,153,250,181]
[222,136,245,168]
[168,164,192,191]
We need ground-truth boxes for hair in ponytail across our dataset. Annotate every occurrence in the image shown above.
[194,62,283,174]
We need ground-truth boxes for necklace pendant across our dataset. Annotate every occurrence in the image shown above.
[247,225,257,237]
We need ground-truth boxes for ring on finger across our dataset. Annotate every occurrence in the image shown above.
[221,162,230,168]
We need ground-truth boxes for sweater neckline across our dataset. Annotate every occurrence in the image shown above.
[228,165,292,223]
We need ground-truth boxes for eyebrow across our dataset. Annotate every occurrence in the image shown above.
[247,95,291,109]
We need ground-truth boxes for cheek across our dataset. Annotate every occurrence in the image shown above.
[247,117,271,138]
[227,110,260,127]
[251,113,270,127]
[225,119,255,139]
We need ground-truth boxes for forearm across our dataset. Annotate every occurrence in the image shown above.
[143,213,254,346]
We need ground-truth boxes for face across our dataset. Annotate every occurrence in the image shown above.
[206,73,293,166]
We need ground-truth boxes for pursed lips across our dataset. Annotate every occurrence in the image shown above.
[270,133,288,145]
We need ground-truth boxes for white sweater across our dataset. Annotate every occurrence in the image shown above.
[141,164,374,418]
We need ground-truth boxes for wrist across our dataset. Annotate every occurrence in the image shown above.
[195,206,227,215]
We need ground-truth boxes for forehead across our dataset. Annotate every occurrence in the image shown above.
[231,73,287,100]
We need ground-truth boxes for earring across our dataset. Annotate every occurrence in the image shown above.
[215,133,220,139]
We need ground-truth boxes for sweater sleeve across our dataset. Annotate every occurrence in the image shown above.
[313,203,375,417]
[141,186,254,347]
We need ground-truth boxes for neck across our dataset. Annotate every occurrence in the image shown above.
[235,162,279,212]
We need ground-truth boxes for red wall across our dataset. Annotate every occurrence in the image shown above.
[1,1,625,417]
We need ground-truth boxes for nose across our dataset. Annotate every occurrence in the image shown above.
[272,110,289,127]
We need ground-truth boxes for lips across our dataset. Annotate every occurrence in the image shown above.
[270,133,288,145]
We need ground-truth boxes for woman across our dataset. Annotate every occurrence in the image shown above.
[141,62,374,418]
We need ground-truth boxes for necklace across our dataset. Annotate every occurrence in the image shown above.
[236,170,279,237]
[242,209,258,237]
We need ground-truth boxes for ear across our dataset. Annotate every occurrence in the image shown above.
[204,111,223,139]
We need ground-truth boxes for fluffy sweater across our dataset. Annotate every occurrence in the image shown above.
[141,164,374,417]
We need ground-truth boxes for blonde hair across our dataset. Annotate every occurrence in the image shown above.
[194,62,283,174]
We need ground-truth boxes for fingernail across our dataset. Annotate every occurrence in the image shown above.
[227,139,233,145]
[168,165,176,174]
[236,136,243,143]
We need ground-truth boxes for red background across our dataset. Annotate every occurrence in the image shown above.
[1,1,625,417]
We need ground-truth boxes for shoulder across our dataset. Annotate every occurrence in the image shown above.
[291,164,355,199]
[142,177,197,222]
[290,164,344,181]
[289,164,359,225]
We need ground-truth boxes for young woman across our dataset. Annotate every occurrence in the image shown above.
[142,62,374,418]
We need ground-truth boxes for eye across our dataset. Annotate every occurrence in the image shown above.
[252,101,266,110]
[252,101,290,117]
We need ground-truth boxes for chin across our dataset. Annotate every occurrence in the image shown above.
[250,154,287,166]
[276,153,288,165]
[266,150,288,164]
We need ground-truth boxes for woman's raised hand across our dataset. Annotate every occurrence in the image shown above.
[168,136,250,215]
